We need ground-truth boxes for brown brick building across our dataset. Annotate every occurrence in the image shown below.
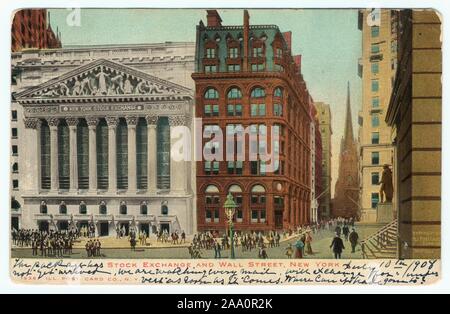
[11,9,61,52]
[192,10,313,233]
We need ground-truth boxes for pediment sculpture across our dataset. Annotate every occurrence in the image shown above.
[17,59,190,99]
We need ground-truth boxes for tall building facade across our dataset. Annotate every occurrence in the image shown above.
[193,10,313,232]
[386,10,441,258]
[332,83,359,218]
[11,9,61,52]
[357,9,398,222]
[315,102,332,219]
[310,103,323,223]
[11,42,197,235]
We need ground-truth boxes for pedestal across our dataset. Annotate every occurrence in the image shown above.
[377,202,394,223]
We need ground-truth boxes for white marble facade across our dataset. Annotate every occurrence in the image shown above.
[11,42,197,235]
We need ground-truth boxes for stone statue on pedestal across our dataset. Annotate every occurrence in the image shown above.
[379,164,393,203]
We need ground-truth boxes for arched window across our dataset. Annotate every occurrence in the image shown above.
[227,88,242,117]
[140,201,148,215]
[250,87,265,98]
[273,87,283,117]
[228,185,243,222]
[204,88,219,117]
[12,162,18,173]
[120,201,127,215]
[204,88,219,99]
[99,201,107,215]
[250,87,266,117]
[274,87,283,98]
[161,204,169,215]
[40,201,47,214]
[205,185,220,223]
[250,184,266,223]
[79,201,87,214]
[59,201,67,214]
[227,88,242,99]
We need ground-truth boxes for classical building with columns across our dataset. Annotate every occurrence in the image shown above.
[11,43,197,235]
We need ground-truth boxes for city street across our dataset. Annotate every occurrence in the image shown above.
[11,224,381,259]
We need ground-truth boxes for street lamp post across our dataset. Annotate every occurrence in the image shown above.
[224,193,237,259]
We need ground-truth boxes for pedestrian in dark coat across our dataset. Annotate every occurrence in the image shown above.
[330,233,345,259]
[349,228,359,253]
[342,225,350,241]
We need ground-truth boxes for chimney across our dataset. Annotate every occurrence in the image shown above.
[293,55,302,74]
[243,10,250,71]
[282,31,292,53]
[206,10,222,27]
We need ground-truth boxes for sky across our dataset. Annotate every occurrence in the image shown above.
[48,8,363,197]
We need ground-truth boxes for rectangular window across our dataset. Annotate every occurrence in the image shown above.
[157,117,171,189]
[371,62,379,74]
[372,114,380,127]
[251,63,265,72]
[212,161,219,175]
[251,210,258,222]
[136,119,148,190]
[227,64,241,72]
[371,80,379,92]
[371,193,380,209]
[274,64,284,72]
[12,179,19,189]
[372,132,380,144]
[251,104,266,116]
[276,48,283,58]
[212,105,219,117]
[274,103,283,116]
[214,209,220,221]
[371,152,380,165]
[229,47,238,58]
[204,65,217,73]
[204,104,211,116]
[371,172,380,185]
[251,161,258,175]
[371,44,380,53]
[253,47,263,57]
[12,128,18,138]
[12,145,18,156]
[11,110,17,121]
[96,121,109,189]
[206,48,216,58]
[371,26,380,37]
[77,122,90,189]
[372,97,380,108]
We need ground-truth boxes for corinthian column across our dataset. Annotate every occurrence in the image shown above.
[168,115,187,192]
[126,116,138,192]
[47,117,60,192]
[24,118,42,193]
[106,116,118,192]
[86,117,98,192]
[145,115,158,192]
[66,117,79,192]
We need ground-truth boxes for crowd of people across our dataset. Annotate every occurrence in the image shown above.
[12,216,361,259]
[12,229,78,257]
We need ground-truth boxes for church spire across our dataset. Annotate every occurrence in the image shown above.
[343,81,354,149]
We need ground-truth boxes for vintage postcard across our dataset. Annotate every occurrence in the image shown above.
[9,7,442,286]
